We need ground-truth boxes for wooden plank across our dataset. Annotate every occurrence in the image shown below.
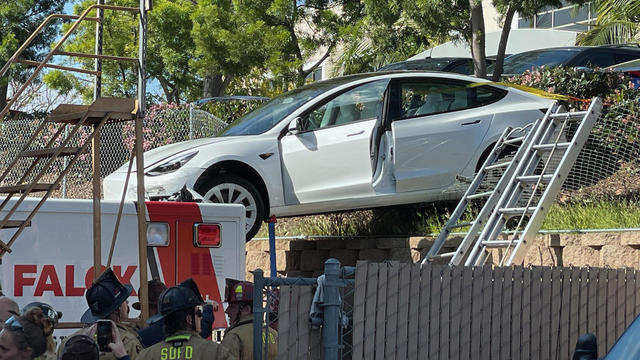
[444,266,459,360]
[0,183,58,194]
[586,268,598,335]
[596,268,607,355]
[568,267,581,359]
[616,269,627,341]
[480,266,493,360]
[296,287,312,359]
[500,266,514,360]
[428,265,443,359]
[510,266,523,360]
[606,268,617,351]
[490,266,504,359]
[278,286,291,359]
[559,268,573,360]
[470,267,484,359]
[385,262,400,360]
[626,269,636,332]
[288,287,300,360]
[407,264,421,360]
[395,263,411,360]
[459,266,473,360]
[580,268,590,335]
[374,264,388,360]
[352,262,368,360]
[540,267,553,359]
[530,267,543,360]
[549,267,562,360]
[521,266,532,360]
[418,264,432,357]
[363,263,379,360]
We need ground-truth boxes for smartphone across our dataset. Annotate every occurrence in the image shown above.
[96,320,112,352]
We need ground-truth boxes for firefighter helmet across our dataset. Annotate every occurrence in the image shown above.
[224,279,253,304]
[81,268,133,324]
[148,283,203,324]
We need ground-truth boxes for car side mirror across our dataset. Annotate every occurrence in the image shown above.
[288,117,302,135]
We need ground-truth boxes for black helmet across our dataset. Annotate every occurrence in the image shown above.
[177,278,204,304]
[22,302,62,327]
[148,284,203,324]
[81,268,133,324]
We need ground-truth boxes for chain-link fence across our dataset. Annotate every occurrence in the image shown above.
[252,260,355,360]
[0,103,229,199]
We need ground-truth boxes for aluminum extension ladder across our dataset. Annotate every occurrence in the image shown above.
[423,97,603,267]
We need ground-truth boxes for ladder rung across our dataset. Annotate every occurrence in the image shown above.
[549,111,587,120]
[466,191,493,200]
[499,207,536,216]
[449,221,474,230]
[516,174,553,184]
[484,161,512,171]
[428,252,456,260]
[21,147,84,158]
[504,136,526,145]
[532,142,570,152]
[0,184,58,194]
[1,220,31,229]
[481,240,520,248]
[16,59,100,76]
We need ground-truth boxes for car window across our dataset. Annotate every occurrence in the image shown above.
[390,79,506,120]
[299,80,388,131]
[494,49,580,75]
[574,51,616,68]
[220,73,374,136]
[447,61,473,74]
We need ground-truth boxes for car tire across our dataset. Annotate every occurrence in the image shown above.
[198,174,265,241]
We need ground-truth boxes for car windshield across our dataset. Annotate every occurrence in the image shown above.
[221,75,372,136]
[491,49,581,75]
[378,59,455,71]
[604,313,640,358]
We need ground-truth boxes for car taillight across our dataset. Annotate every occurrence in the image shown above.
[194,224,221,247]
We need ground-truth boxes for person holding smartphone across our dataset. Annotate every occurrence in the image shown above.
[56,268,143,360]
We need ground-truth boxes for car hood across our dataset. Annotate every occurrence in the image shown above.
[114,137,235,172]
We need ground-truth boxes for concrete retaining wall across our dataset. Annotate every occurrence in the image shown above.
[245,232,640,280]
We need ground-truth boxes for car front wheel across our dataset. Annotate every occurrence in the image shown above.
[199,174,265,241]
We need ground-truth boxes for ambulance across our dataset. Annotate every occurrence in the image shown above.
[0,197,246,334]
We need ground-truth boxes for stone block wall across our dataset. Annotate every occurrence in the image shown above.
[244,232,640,280]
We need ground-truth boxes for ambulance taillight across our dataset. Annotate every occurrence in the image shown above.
[194,223,221,247]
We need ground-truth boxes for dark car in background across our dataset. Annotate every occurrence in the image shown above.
[493,45,640,77]
[378,57,496,75]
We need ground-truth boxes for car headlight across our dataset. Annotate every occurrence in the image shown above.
[146,151,198,176]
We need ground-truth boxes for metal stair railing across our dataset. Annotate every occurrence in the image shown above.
[0,4,141,256]
[0,4,139,120]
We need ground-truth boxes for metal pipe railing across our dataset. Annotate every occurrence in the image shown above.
[0,4,138,120]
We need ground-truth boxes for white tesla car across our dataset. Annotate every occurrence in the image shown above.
[104,71,553,239]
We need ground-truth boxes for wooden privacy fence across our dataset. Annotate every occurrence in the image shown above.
[277,286,323,359]
[352,261,640,360]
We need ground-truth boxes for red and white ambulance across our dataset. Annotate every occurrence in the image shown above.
[0,198,246,332]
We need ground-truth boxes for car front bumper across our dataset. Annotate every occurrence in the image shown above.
[103,167,203,200]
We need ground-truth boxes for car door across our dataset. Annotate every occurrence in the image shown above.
[279,79,389,204]
[389,78,499,193]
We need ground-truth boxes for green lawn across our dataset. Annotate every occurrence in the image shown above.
[255,200,640,238]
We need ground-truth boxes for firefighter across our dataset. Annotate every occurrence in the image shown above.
[0,296,19,330]
[221,279,277,360]
[22,302,61,360]
[136,278,232,360]
[56,268,143,360]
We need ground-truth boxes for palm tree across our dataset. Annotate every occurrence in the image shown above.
[577,0,640,45]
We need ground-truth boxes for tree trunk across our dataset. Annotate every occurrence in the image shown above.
[469,0,487,78]
[492,7,516,81]
[202,72,232,98]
